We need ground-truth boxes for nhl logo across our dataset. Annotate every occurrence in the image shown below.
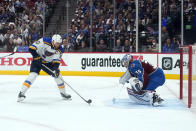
[162,57,172,70]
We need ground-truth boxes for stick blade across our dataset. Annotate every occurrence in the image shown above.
[87,99,92,104]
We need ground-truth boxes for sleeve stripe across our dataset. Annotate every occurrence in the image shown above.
[43,42,51,46]
[29,46,36,50]
[52,61,61,63]
[33,57,41,60]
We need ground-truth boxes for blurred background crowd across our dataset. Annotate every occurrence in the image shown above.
[0,0,195,53]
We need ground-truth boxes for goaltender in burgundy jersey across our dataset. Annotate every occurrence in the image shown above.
[119,54,165,106]
[128,59,165,91]
[128,60,155,89]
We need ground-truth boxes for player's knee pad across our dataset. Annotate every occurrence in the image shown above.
[54,75,64,87]
[26,72,38,83]
[23,72,38,88]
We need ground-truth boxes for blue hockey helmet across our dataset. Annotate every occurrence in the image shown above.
[122,54,133,66]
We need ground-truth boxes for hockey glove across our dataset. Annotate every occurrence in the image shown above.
[129,77,143,92]
[53,69,60,78]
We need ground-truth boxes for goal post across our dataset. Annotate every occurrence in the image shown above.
[180,45,196,108]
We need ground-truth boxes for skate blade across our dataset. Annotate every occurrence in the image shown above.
[17,97,25,102]
[62,97,72,101]
[152,100,165,107]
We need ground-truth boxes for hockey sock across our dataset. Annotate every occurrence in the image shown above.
[20,72,38,94]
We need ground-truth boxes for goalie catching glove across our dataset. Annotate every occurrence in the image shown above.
[129,77,143,92]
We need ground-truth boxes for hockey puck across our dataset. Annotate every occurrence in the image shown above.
[87,99,92,104]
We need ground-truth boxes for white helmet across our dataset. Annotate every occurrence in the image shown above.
[52,34,62,43]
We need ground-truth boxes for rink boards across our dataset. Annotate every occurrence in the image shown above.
[0,52,183,79]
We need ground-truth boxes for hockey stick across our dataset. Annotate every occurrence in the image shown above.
[0,46,17,59]
[41,64,92,105]
[112,84,124,103]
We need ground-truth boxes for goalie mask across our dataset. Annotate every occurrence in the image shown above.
[122,54,133,67]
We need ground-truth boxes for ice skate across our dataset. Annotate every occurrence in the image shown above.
[152,93,164,106]
[17,92,26,102]
[60,92,71,100]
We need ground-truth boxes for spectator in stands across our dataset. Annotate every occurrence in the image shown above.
[62,38,74,52]
[172,37,180,53]
[161,26,169,44]
[77,41,89,52]
[162,38,174,53]
[4,38,15,52]
[1,33,8,50]
[0,22,7,34]
[113,39,123,52]
[76,31,86,47]
[116,19,126,34]
[148,38,159,52]
[123,39,133,52]
[17,41,29,52]
[13,34,22,46]
[0,9,8,23]
[28,30,39,43]
[96,39,107,52]
[0,32,5,51]
[95,26,107,45]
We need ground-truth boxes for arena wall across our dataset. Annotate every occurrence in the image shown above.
[0,52,183,79]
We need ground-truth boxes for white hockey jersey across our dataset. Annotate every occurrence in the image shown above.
[29,37,63,63]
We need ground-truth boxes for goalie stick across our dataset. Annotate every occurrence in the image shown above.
[112,84,124,103]
[41,64,92,105]
[0,46,17,59]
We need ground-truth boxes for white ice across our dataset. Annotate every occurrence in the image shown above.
[0,75,196,131]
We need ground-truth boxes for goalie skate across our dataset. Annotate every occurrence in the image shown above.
[17,92,26,102]
[152,93,164,106]
[60,92,71,100]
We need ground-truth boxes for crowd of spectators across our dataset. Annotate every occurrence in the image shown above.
[64,0,137,52]
[0,0,195,53]
[63,0,195,53]
[0,0,56,52]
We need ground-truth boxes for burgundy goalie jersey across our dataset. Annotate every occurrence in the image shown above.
[128,60,156,89]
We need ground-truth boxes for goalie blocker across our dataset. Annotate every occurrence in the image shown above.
[119,54,165,106]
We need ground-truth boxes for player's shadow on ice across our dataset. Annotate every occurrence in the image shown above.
[107,98,187,110]
[18,97,69,106]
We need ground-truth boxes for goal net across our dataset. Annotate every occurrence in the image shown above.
[180,45,196,108]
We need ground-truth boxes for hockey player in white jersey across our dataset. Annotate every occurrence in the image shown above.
[119,54,165,106]
[17,34,71,102]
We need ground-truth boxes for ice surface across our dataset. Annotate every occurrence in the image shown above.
[0,75,196,131]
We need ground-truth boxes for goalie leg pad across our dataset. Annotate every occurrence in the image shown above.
[127,87,153,105]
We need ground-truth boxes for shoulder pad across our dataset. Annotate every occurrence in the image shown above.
[43,37,52,46]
